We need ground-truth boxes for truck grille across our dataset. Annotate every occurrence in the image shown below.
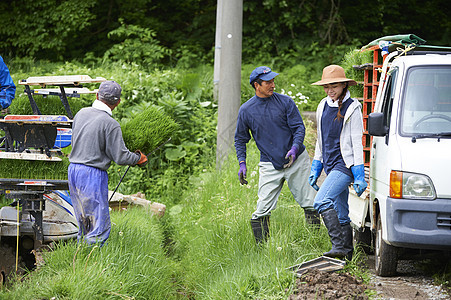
[437,214,451,229]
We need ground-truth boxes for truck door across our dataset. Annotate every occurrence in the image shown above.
[370,68,398,209]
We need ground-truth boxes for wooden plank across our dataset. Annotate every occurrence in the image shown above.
[0,152,62,161]
[18,75,106,86]
[31,88,98,95]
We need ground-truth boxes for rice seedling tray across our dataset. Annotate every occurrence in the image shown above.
[288,256,346,277]
[0,178,69,191]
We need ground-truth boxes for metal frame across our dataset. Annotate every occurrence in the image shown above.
[0,179,69,242]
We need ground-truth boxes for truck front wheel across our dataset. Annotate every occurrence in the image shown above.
[375,215,398,276]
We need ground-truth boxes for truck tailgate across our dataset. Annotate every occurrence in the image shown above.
[349,189,369,228]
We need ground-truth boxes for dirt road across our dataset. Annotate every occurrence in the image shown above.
[366,255,450,299]
[289,254,450,299]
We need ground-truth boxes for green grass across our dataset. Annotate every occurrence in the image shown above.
[0,139,375,300]
[0,207,177,299]
[170,145,334,298]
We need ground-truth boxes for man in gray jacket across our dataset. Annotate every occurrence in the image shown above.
[68,81,147,246]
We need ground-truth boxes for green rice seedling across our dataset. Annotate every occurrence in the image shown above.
[121,105,179,154]
[341,48,373,98]
[0,157,70,180]
[9,93,90,117]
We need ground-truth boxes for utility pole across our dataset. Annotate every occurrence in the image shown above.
[215,0,243,169]
[213,0,222,102]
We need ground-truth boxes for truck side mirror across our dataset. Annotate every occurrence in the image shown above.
[368,112,388,136]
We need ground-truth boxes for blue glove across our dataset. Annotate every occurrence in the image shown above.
[309,160,323,191]
[238,161,248,185]
[283,146,299,168]
[351,164,368,197]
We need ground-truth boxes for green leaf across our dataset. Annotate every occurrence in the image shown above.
[165,147,186,161]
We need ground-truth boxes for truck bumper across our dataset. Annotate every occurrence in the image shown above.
[385,197,451,250]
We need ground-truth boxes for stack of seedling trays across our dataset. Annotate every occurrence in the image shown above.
[0,115,71,181]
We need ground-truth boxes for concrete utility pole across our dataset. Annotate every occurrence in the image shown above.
[213,0,222,102]
[215,0,243,169]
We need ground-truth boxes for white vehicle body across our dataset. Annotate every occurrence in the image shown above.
[350,51,451,276]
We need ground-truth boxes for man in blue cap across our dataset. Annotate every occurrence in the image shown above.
[234,66,319,244]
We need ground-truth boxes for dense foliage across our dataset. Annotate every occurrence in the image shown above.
[0,0,449,69]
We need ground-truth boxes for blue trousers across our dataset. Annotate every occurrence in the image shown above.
[313,170,353,225]
[68,163,111,246]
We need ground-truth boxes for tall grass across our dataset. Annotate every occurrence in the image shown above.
[170,143,332,298]
[0,142,338,299]
[0,208,177,299]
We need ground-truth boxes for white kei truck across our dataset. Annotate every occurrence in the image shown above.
[349,35,451,276]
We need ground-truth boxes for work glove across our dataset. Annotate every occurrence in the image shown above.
[283,146,299,168]
[309,160,323,191]
[351,164,367,197]
[238,161,248,185]
[135,150,148,168]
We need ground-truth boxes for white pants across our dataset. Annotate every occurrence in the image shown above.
[252,150,316,219]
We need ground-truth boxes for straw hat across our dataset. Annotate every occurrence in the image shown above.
[312,65,357,86]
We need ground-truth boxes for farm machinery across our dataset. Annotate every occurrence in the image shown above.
[0,75,105,283]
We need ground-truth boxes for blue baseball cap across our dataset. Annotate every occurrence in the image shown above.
[249,66,279,85]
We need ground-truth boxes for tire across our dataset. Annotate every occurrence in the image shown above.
[375,215,398,276]
[353,227,373,254]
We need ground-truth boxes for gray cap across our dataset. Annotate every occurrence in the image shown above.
[98,80,121,101]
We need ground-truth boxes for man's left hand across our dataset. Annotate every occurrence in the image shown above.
[283,146,298,168]
[135,150,148,167]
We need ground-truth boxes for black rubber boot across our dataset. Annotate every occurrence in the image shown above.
[342,223,354,261]
[321,208,347,259]
[304,209,321,227]
[250,215,270,244]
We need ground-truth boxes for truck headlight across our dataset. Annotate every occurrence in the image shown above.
[390,171,436,199]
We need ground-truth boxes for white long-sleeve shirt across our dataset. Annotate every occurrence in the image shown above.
[314,91,364,168]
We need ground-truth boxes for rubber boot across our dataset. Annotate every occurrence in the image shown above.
[304,209,321,227]
[341,223,354,261]
[321,208,347,259]
[250,215,270,244]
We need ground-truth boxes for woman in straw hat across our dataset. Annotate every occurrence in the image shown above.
[308,65,367,260]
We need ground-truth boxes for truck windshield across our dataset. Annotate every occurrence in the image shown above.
[401,66,451,136]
